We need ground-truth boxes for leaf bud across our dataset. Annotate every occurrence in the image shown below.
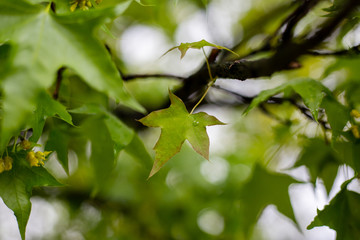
[3,156,13,171]
[27,151,39,167]
[351,109,360,118]
[20,140,31,150]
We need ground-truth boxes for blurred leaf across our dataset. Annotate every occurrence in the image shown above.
[0,44,12,77]
[70,104,134,152]
[139,91,224,178]
[71,104,153,183]
[325,56,360,81]
[92,0,133,8]
[0,153,61,240]
[164,39,238,59]
[29,91,73,142]
[324,0,360,17]
[294,138,340,194]
[244,78,328,121]
[234,0,294,57]
[321,96,350,140]
[335,17,360,47]
[124,134,153,170]
[125,78,181,109]
[123,0,178,37]
[0,0,143,151]
[82,117,114,189]
[308,179,360,240]
[104,112,134,153]
[45,127,70,174]
[344,82,360,106]
[333,141,360,173]
[240,164,300,235]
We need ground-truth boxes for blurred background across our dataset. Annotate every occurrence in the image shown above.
[1,0,360,239]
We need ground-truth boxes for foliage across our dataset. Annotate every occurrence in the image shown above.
[307,179,360,240]
[1,0,360,239]
[163,39,238,59]
[139,90,224,178]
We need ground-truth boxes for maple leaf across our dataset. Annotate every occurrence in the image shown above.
[294,138,340,194]
[139,91,224,178]
[163,39,238,59]
[308,179,360,240]
[0,152,62,240]
[240,164,301,236]
[0,0,142,151]
[244,77,329,121]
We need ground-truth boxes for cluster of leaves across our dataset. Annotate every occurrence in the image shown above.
[0,0,224,238]
[0,0,150,238]
[0,140,61,240]
[2,0,360,239]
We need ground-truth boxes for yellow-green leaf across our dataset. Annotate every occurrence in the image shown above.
[163,39,238,59]
[0,152,61,240]
[240,164,301,236]
[244,78,329,121]
[0,0,143,151]
[308,179,360,240]
[139,91,224,178]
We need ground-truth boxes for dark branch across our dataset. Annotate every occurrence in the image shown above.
[174,0,359,106]
[53,67,66,100]
[280,0,320,43]
[222,0,320,61]
[220,1,299,61]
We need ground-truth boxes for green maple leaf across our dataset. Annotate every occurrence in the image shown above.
[308,179,360,240]
[70,104,153,180]
[0,0,142,151]
[163,39,238,59]
[240,164,301,236]
[294,138,340,194]
[244,78,329,121]
[139,91,224,178]
[29,91,73,142]
[45,127,71,175]
[0,152,62,240]
[321,97,350,141]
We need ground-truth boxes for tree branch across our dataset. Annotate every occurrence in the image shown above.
[53,67,66,100]
[279,0,320,43]
[174,0,359,107]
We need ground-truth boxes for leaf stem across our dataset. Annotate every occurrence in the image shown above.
[12,136,18,152]
[203,47,214,81]
[190,80,215,114]
[190,48,216,114]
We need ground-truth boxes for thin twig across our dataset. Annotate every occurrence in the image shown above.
[279,0,320,43]
[122,74,185,81]
[190,48,216,114]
